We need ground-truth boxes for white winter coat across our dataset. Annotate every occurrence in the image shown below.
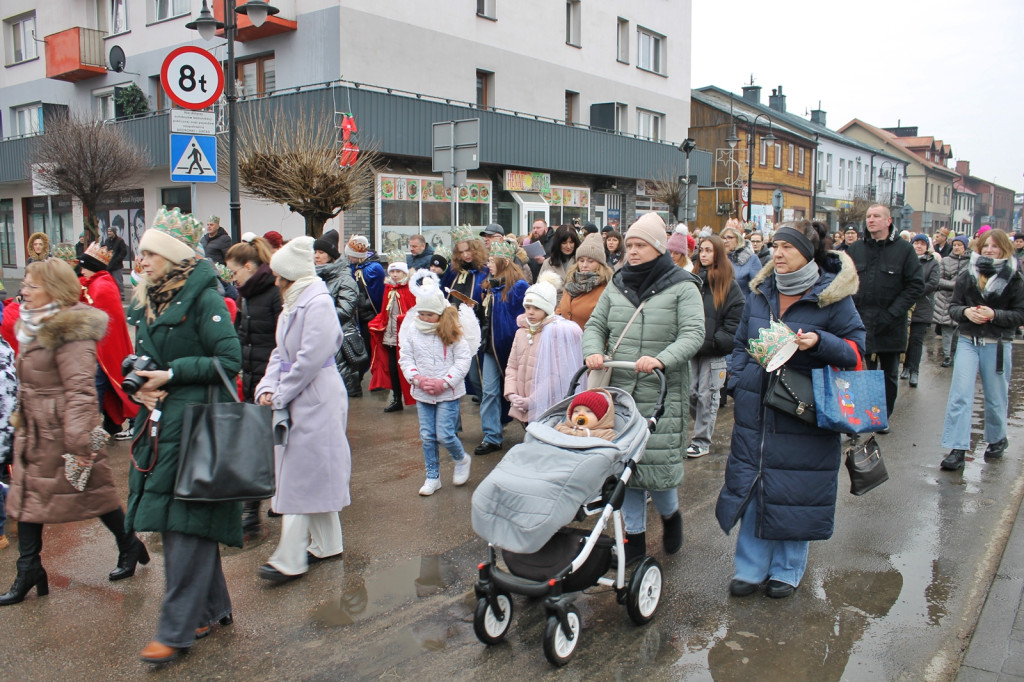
[398,313,473,404]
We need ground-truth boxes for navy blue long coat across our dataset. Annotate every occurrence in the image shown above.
[715,252,866,542]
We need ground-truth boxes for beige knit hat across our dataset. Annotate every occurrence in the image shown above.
[625,213,668,254]
[574,233,607,265]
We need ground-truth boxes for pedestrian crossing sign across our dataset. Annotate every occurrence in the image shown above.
[170,133,218,183]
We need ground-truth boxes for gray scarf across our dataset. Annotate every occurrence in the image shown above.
[16,301,61,346]
[775,261,819,296]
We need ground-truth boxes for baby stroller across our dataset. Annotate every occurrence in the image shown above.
[471,362,667,666]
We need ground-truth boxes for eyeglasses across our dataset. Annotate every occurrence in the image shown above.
[20,281,40,291]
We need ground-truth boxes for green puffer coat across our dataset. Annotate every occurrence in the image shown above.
[582,262,705,490]
[124,260,244,547]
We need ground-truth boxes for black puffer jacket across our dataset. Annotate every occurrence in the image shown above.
[847,226,924,353]
[317,259,362,392]
[909,252,940,323]
[235,264,282,402]
[693,269,745,358]
[949,256,1024,342]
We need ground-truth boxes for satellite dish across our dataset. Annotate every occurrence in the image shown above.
[109,45,126,73]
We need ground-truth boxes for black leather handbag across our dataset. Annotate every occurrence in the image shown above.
[763,367,816,425]
[844,435,889,496]
[174,358,275,502]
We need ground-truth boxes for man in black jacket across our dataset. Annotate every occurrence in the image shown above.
[104,225,128,295]
[847,204,925,425]
[201,215,233,265]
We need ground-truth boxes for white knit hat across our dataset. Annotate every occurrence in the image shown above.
[523,272,560,316]
[388,261,409,275]
[270,235,316,281]
[409,270,446,315]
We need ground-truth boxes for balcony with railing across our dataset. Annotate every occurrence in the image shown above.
[853,184,875,201]
[45,27,107,82]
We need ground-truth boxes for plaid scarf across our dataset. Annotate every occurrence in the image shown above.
[145,258,198,322]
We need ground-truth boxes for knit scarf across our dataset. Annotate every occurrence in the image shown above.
[564,271,603,298]
[16,301,60,345]
[145,258,198,322]
[971,252,1017,300]
[415,319,438,335]
[279,274,319,325]
[619,253,676,301]
[775,261,820,296]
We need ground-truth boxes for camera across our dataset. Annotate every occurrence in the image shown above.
[121,354,160,395]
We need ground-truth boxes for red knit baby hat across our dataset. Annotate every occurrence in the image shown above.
[569,391,610,420]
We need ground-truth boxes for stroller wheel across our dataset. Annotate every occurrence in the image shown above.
[474,593,513,644]
[543,604,581,666]
[626,557,663,625]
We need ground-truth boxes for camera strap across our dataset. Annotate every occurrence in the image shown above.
[129,398,162,474]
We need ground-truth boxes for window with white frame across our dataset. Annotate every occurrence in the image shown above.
[476,0,496,20]
[636,109,662,141]
[838,157,845,188]
[615,103,628,133]
[96,0,128,34]
[799,148,805,175]
[826,153,833,186]
[773,143,782,169]
[636,27,664,74]
[153,0,189,22]
[848,161,853,189]
[759,138,767,166]
[616,18,629,63]
[856,160,862,187]
[5,13,37,64]
[566,0,581,47]
[95,87,117,121]
[13,104,43,136]
[787,144,794,172]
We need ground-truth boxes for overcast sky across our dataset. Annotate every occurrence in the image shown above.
[691,0,1023,192]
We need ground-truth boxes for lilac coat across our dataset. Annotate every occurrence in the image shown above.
[255,280,351,514]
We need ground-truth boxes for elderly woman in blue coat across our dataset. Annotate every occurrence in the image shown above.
[256,237,351,581]
[716,220,865,599]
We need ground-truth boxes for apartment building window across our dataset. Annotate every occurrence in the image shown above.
[476,0,496,20]
[0,199,15,268]
[636,109,662,141]
[564,91,579,125]
[838,157,845,188]
[799,148,806,175]
[95,87,118,121]
[616,18,629,63]
[476,70,494,110]
[773,143,782,169]
[816,151,823,182]
[566,1,581,47]
[614,103,628,133]
[787,144,794,172]
[856,160,862,187]
[826,153,833,186]
[848,161,853,189]
[153,0,190,22]
[637,27,664,75]
[5,13,37,64]
[13,104,43,136]
[96,0,128,34]
[236,55,275,96]
[759,138,767,166]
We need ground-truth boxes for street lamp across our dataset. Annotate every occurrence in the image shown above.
[187,0,279,243]
[726,114,775,221]
[678,137,697,223]
[879,160,897,208]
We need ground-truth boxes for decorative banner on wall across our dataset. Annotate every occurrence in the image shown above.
[542,187,590,207]
[380,175,490,203]
[504,170,551,193]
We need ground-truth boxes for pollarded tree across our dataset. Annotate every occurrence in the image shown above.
[31,113,147,243]
[229,100,377,238]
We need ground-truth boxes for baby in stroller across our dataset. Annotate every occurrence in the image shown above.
[554,389,616,441]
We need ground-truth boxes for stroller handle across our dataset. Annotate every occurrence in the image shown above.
[567,362,668,433]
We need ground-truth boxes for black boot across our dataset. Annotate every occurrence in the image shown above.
[384,393,403,413]
[984,438,1009,459]
[940,449,966,471]
[624,532,646,564]
[109,537,150,581]
[662,511,683,554]
[900,367,910,380]
[909,371,919,388]
[242,500,264,543]
[0,567,49,606]
[941,357,952,368]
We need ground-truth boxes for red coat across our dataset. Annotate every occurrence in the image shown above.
[80,271,139,423]
[1,300,20,354]
[368,282,416,404]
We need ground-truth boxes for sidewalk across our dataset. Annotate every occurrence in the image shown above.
[957,468,1024,681]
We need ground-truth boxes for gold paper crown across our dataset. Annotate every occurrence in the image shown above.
[84,242,113,265]
[151,206,204,254]
[451,224,481,244]
[52,242,78,264]
[489,239,518,261]
[747,319,796,368]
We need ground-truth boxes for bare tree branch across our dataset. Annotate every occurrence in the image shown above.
[226,101,378,238]
[31,113,147,242]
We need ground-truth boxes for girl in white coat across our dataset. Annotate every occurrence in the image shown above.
[399,272,473,496]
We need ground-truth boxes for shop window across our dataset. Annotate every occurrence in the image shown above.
[161,186,191,214]
[0,199,15,267]
[637,108,662,141]
[637,27,664,75]
[544,187,591,226]
[25,195,75,247]
[378,174,492,257]
[5,13,37,65]
[616,18,629,63]
[566,0,581,47]
[236,54,275,97]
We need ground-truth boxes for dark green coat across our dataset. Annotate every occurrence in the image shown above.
[124,260,244,547]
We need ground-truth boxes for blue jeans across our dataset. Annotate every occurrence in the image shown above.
[416,400,467,479]
[733,501,809,588]
[479,354,504,445]
[941,338,1012,450]
[622,487,678,535]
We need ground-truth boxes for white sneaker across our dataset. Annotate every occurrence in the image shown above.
[686,444,709,458]
[419,478,443,496]
[453,456,471,486]
[114,428,133,441]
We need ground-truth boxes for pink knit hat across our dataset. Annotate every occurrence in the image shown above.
[667,232,688,255]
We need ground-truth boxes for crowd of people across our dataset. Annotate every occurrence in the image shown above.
[1,203,1022,666]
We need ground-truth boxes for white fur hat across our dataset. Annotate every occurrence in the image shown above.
[270,235,316,281]
[409,270,446,315]
[523,272,561,316]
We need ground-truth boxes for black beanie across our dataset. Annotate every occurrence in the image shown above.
[313,238,340,261]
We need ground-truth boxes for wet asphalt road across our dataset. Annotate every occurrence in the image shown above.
[2,336,1023,681]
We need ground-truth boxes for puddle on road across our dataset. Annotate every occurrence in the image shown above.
[311,554,458,628]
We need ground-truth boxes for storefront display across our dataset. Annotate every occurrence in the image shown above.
[378,173,491,255]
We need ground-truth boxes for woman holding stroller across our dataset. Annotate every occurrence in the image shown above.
[716,220,864,599]
[582,213,705,562]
